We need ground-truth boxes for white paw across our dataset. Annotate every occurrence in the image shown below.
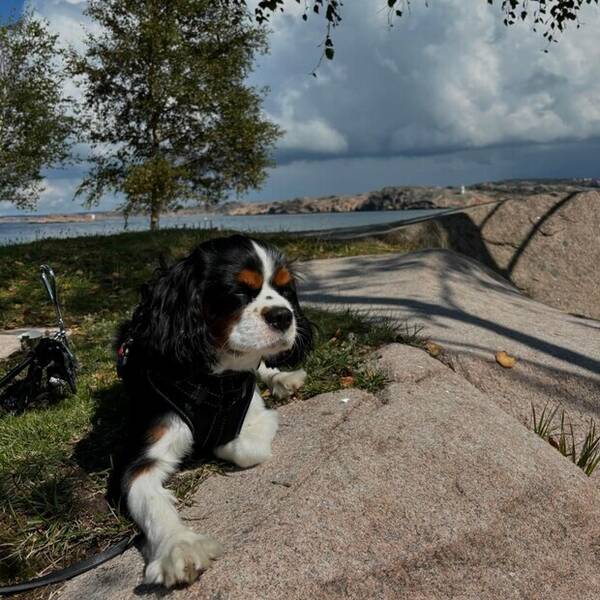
[271,369,307,399]
[214,408,278,468]
[145,529,223,588]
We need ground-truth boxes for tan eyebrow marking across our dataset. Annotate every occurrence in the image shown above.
[273,266,292,287]
[237,269,263,290]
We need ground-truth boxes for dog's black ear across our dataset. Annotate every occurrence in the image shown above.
[130,249,213,369]
[265,308,314,369]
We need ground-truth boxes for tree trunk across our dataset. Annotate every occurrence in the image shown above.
[150,202,160,231]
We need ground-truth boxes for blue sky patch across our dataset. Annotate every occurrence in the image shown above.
[0,0,24,22]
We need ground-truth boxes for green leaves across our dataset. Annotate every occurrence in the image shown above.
[531,402,600,477]
[324,36,334,60]
[487,0,598,42]
[0,12,75,210]
[251,1,598,59]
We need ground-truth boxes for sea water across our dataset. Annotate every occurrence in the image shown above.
[0,209,444,246]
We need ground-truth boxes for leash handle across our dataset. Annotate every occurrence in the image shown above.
[39,264,77,370]
[39,265,66,336]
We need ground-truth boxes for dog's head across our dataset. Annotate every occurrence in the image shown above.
[129,235,313,373]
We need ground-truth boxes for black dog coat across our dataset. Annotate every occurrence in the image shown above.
[117,340,256,452]
[145,370,256,452]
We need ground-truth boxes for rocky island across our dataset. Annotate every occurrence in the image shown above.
[217,178,600,215]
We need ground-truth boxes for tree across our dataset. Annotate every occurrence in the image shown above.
[72,0,281,231]
[0,12,74,210]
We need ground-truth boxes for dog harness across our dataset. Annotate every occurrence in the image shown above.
[145,369,256,452]
[117,339,255,451]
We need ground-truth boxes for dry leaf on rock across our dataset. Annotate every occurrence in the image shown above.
[425,342,442,357]
[496,350,517,368]
[340,376,355,387]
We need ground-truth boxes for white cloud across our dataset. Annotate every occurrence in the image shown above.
[35,0,600,159]
[268,90,348,154]
[277,116,349,153]
[31,0,95,48]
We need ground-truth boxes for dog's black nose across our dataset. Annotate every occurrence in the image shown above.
[263,306,293,332]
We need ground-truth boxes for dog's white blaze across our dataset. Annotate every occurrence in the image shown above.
[251,240,274,280]
[126,413,223,586]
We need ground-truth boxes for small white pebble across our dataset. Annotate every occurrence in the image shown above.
[340,398,350,404]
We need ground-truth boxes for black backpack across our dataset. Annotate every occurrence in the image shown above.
[0,265,77,414]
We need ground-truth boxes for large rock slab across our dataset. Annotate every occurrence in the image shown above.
[57,250,600,599]
[301,249,600,431]
[383,190,600,320]
[59,345,600,599]
[443,190,600,320]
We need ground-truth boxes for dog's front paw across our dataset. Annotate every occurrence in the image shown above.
[145,529,223,588]
[271,368,307,399]
[214,407,278,468]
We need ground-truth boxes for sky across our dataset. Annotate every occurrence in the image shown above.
[0,0,23,21]
[1,0,600,215]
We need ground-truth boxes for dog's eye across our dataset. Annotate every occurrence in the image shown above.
[234,288,257,302]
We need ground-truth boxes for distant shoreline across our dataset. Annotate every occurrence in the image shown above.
[0,208,208,225]
[0,211,120,225]
[1,178,598,224]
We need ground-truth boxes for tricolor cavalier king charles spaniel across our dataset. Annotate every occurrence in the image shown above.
[112,234,313,587]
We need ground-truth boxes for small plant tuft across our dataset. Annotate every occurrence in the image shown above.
[531,401,559,439]
[576,420,600,477]
[531,403,600,477]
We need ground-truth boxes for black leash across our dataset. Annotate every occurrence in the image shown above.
[0,534,140,597]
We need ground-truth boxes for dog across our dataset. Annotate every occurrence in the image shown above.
[112,234,313,587]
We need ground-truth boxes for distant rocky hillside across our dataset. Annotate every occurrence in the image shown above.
[2,179,598,223]
[219,187,457,215]
[218,179,600,216]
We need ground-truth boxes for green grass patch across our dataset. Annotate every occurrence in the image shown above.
[298,308,425,399]
[0,227,420,589]
[0,227,417,329]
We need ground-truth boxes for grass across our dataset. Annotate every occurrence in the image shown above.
[531,402,559,439]
[0,227,418,330]
[300,309,425,399]
[0,227,421,590]
[530,402,600,477]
